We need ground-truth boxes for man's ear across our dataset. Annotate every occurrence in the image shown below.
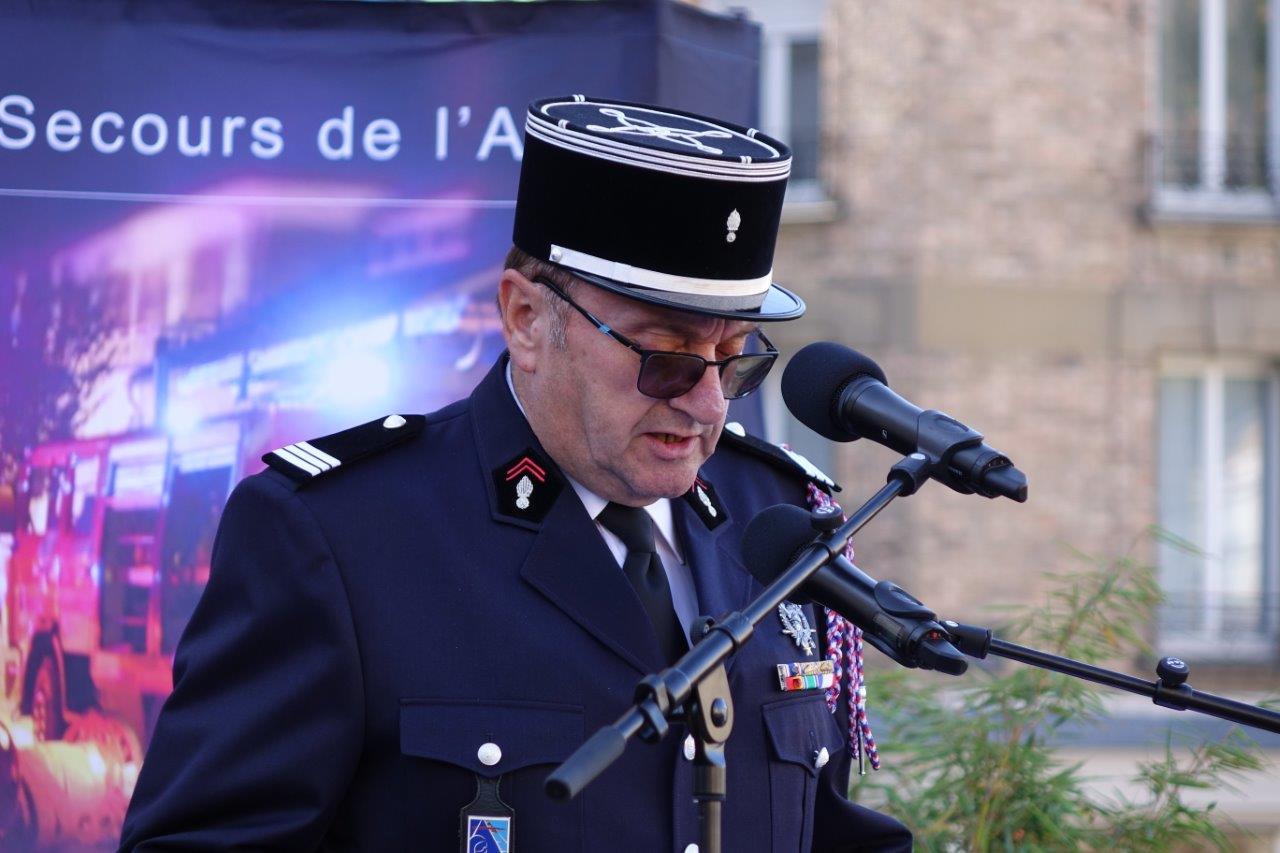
[498,269,543,373]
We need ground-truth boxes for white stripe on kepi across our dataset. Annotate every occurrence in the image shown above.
[525,126,789,184]
[536,99,783,158]
[296,441,342,469]
[525,116,790,183]
[526,117,790,178]
[550,244,772,297]
[530,110,786,164]
[273,446,323,476]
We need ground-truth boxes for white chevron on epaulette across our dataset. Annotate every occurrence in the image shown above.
[268,441,343,478]
[723,422,836,488]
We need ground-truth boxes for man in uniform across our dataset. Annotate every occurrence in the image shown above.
[120,97,912,852]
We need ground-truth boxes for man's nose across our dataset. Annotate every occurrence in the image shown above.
[668,360,728,425]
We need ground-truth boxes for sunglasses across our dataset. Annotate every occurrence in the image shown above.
[535,277,778,400]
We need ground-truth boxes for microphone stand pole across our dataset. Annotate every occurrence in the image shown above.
[544,476,913,853]
[939,621,1280,734]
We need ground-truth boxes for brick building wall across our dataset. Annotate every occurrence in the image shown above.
[763,1,1280,698]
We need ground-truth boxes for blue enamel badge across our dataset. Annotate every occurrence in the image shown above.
[466,815,511,853]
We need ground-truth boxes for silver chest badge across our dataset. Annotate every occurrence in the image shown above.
[778,602,817,655]
[725,209,741,243]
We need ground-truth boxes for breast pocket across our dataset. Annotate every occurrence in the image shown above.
[399,698,584,853]
[761,696,844,853]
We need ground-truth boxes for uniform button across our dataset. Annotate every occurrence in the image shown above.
[684,845,699,853]
[383,414,407,429]
[477,742,502,766]
[814,746,830,769]
[683,735,695,761]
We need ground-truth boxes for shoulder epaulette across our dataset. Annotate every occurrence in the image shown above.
[718,421,839,492]
[263,414,425,486]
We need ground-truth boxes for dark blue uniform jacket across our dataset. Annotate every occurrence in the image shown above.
[120,355,912,852]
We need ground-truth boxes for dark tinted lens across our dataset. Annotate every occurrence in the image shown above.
[720,354,776,399]
[637,352,708,399]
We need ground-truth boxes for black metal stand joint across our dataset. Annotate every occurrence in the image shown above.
[633,676,672,742]
[1153,681,1193,711]
[704,611,753,651]
[888,452,934,495]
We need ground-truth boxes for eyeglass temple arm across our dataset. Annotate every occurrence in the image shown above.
[536,277,646,355]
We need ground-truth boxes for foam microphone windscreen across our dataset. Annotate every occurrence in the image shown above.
[741,503,822,603]
[781,342,889,442]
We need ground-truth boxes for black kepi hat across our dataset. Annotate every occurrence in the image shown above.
[513,95,804,321]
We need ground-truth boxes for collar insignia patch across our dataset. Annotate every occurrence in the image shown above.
[682,476,727,530]
[493,448,562,523]
[778,602,817,656]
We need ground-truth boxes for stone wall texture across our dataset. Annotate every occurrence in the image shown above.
[767,0,1280,692]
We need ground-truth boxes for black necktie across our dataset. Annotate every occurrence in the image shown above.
[596,502,687,665]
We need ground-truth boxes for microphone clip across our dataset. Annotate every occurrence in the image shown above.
[888,451,935,496]
[886,409,987,497]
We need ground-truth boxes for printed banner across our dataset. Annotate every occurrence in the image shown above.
[0,0,760,847]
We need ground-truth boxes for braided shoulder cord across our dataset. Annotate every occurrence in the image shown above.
[805,482,881,771]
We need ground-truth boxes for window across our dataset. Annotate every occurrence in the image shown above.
[787,38,821,186]
[1156,0,1279,218]
[1158,361,1279,658]
[705,0,834,216]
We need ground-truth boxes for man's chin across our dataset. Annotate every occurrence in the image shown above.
[627,466,701,502]
[615,442,711,501]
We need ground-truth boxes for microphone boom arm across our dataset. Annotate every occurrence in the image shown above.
[942,621,1280,735]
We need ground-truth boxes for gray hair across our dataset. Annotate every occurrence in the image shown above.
[501,245,578,348]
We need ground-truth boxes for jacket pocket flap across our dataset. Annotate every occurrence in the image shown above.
[761,697,842,777]
[400,698,584,778]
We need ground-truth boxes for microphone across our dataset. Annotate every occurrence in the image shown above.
[742,504,967,676]
[781,342,1027,502]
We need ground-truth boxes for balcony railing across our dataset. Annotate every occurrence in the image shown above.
[1148,131,1280,220]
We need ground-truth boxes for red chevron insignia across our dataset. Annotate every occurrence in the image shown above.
[505,456,546,482]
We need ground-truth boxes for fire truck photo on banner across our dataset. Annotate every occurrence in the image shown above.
[0,1,762,847]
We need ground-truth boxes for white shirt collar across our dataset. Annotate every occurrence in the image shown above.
[505,359,528,418]
[565,478,682,562]
[505,360,683,560]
